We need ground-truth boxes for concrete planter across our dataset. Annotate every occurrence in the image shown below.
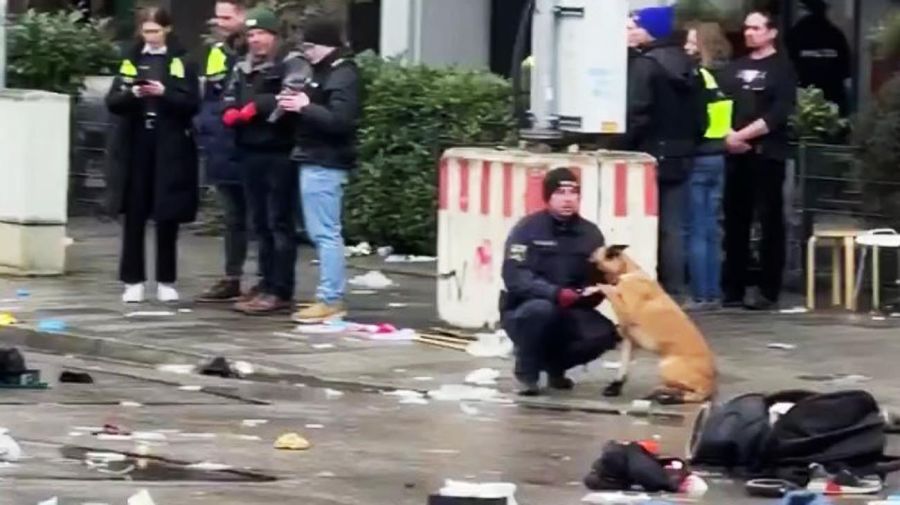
[0,89,72,276]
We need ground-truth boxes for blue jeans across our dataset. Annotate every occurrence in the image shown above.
[300,165,348,304]
[687,155,724,301]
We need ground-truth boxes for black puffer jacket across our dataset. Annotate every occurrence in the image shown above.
[625,39,706,181]
[290,49,360,170]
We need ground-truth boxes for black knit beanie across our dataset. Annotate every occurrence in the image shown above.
[302,16,344,47]
[543,167,580,202]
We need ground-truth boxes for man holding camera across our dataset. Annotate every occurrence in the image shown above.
[278,16,360,324]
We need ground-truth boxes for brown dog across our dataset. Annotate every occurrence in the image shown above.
[589,245,716,404]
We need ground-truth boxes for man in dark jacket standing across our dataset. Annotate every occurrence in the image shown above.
[787,0,851,115]
[278,15,360,324]
[625,6,706,298]
[719,10,797,310]
[224,7,299,315]
[196,0,251,303]
[499,168,618,396]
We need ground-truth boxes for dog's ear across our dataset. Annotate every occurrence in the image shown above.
[605,244,629,259]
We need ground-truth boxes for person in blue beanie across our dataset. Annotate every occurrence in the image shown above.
[623,6,707,300]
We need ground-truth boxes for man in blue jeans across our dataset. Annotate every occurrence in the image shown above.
[277,15,359,323]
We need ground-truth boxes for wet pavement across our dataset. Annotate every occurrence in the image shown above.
[1,218,900,503]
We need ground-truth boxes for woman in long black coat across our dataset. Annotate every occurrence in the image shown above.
[105,6,200,304]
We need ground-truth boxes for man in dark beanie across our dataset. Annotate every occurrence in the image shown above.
[278,14,359,324]
[499,168,619,396]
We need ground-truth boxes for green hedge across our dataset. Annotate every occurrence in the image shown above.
[344,53,515,254]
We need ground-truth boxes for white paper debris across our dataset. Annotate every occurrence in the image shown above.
[312,343,336,350]
[429,385,502,402]
[348,271,394,289]
[412,376,434,382]
[294,322,348,334]
[125,311,176,318]
[384,255,436,263]
[37,498,58,505]
[324,388,344,399]
[316,471,337,478]
[241,419,269,428]
[601,361,622,370]
[186,462,232,471]
[582,491,651,504]
[388,302,409,308]
[460,403,481,416]
[438,480,518,505]
[767,343,797,350]
[0,429,22,462]
[305,424,325,429]
[466,331,514,358]
[85,452,127,463]
[779,307,809,314]
[231,434,262,441]
[133,432,167,441]
[233,361,255,376]
[120,401,143,408]
[178,308,193,313]
[345,242,373,257]
[178,385,203,391]
[155,364,195,375]
[127,489,157,505]
[178,433,217,439]
[95,434,133,441]
[465,368,501,386]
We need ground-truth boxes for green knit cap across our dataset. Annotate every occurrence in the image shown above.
[245,7,279,34]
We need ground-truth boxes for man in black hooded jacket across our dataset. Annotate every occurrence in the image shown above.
[624,6,707,298]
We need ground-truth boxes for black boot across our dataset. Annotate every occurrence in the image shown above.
[548,373,575,390]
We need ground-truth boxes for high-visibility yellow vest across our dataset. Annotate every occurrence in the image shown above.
[205,43,229,78]
[118,57,186,80]
[699,67,733,140]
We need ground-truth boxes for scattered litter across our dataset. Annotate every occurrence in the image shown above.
[231,434,262,441]
[187,462,232,471]
[779,307,809,314]
[241,419,269,428]
[37,498,58,505]
[429,385,502,403]
[831,374,872,385]
[466,331,514,358]
[233,361,254,376]
[345,242,372,257]
[199,357,243,379]
[178,308,193,313]
[312,343,336,350]
[96,434,133,441]
[324,388,344,399]
[413,376,434,382]
[351,290,377,295]
[601,361,622,370]
[274,433,311,451]
[680,474,709,498]
[436,480,518,505]
[178,385,202,391]
[349,271,394,289]
[350,322,417,341]
[0,313,17,326]
[384,389,429,404]
[85,452,127,463]
[67,431,84,437]
[294,321,348,334]
[156,364,195,375]
[768,343,797,350]
[873,316,887,321]
[133,432,167,441]
[316,471,336,478]
[385,255,436,263]
[127,489,156,505]
[37,319,67,333]
[0,429,23,462]
[119,401,143,408]
[376,245,394,257]
[582,491,653,504]
[630,400,653,413]
[388,302,409,308]
[178,433,217,439]
[59,371,94,384]
[94,424,131,437]
[465,368,501,386]
[891,313,900,318]
[460,403,481,416]
[393,368,408,373]
[305,424,324,429]
[16,289,30,298]
[125,311,176,318]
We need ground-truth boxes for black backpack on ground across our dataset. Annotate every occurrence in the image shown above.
[690,390,900,480]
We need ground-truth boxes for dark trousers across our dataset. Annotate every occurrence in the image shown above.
[216,183,248,279]
[119,124,181,284]
[658,159,689,296]
[723,153,786,302]
[242,150,298,300]
[502,300,617,382]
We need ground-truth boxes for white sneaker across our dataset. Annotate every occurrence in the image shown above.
[122,283,145,304]
[157,284,180,303]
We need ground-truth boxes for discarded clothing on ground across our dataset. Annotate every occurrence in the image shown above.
[690,389,900,483]
[199,357,247,379]
[583,441,689,493]
[59,371,94,384]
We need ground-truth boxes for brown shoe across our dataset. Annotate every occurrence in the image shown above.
[239,294,293,316]
[237,283,263,303]
[196,279,242,303]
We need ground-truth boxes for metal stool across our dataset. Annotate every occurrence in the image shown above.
[806,229,860,310]
[853,229,900,312]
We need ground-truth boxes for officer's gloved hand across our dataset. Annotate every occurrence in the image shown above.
[557,288,580,309]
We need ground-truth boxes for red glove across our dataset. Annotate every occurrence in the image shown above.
[222,108,241,127]
[557,288,580,308]
[238,102,258,122]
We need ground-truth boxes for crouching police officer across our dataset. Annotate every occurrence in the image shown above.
[500,168,619,396]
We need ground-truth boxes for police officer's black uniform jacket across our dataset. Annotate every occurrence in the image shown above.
[500,210,606,313]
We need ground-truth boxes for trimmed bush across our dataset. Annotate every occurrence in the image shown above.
[7,9,118,95]
[344,53,515,254]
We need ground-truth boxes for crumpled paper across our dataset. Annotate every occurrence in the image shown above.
[438,479,518,505]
